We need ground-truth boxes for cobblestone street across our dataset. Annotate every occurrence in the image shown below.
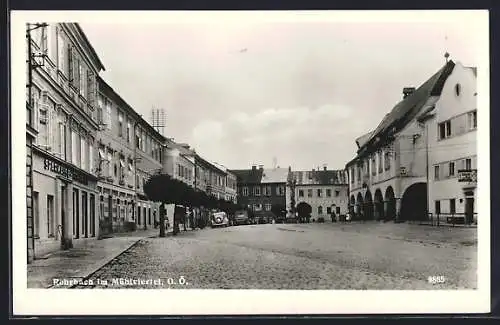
[75,222,477,290]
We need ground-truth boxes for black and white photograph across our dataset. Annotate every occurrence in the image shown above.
[11,10,490,315]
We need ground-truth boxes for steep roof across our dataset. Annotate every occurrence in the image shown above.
[230,169,263,184]
[293,169,347,185]
[359,60,456,153]
[261,167,289,184]
[355,131,374,149]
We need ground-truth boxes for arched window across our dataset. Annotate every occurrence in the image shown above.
[318,206,323,214]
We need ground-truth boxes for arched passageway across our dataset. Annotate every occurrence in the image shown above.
[400,183,427,221]
[364,190,374,220]
[384,186,396,221]
[356,193,364,220]
[374,189,384,220]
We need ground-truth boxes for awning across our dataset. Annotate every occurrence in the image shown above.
[98,149,105,159]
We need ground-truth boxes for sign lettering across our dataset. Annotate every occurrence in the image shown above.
[43,158,89,185]
[458,169,477,183]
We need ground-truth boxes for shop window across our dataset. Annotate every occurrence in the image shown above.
[450,199,456,214]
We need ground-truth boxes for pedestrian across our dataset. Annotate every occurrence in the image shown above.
[346,212,351,223]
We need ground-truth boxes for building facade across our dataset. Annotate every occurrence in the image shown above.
[28,23,105,258]
[212,162,238,203]
[345,60,463,222]
[291,167,349,221]
[232,165,288,222]
[418,62,477,223]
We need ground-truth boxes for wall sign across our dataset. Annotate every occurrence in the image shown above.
[458,169,477,183]
[43,158,89,185]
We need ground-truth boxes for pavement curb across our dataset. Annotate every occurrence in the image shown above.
[46,237,145,289]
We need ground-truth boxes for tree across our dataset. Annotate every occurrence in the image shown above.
[144,174,194,237]
[271,203,287,221]
[296,202,312,223]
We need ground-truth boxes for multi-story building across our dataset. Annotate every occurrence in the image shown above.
[231,165,288,222]
[417,61,477,224]
[163,141,195,188]
[133,114,164,230]
[27,23,105,258]
[290,167,349,221]
[195,156,227,200]
[212,162,238,203]
[96,77,142,233]
[345,59,467,222]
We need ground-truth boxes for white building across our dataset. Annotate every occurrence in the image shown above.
[345,59,477,224]
[290,167,348,221]
[417,62,477,224]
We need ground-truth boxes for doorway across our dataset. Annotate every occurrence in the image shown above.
[465,197,474,224]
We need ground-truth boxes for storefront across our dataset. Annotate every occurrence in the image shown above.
[136,193,159,230]
[97,184,136,234]
[32,147,99,258]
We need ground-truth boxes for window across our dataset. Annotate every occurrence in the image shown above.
[265,186,271,196]
[378,153,383,173]
[80,137,87,171]
[317,189,322,197]
[434,165,440,180]
[350,168,354,184]
[299,189,304,197]
[449,162,455,177]
[71,131,78,166]
[89,143,94,172]
[450,199,456,214]
[254,186,261,196]
[371,157,376,175]
[307,189,313,197]
[318,206,323,214]
[58,122,66,159]
[438,120,452,140]
[265,203,272,211]
[79,64,86,96]
[468,111,477,130]
[127,120,131,142]
[105,100,112,130]
[97,95,104,123]
[384,152,391,170]
[435,200,441,215]
[108,151,113,178]
[47,195,54,237]
[326,207,331,214]
[335,190,340,197]
[465,158,472,170]
[455,83,461,96]
[114,163,118,178]
[118,111,123,137]
[326,189,332,197]
[278,186,285,196]
[57,30,65,72]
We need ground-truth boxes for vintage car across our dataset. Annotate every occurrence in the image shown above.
[210,211,229,228]
[233,210,250,226]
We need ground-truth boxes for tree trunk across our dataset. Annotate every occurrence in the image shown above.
[159,204,166,238]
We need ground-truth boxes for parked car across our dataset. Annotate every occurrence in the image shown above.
[210,211,229,228]
[234,210,250,225]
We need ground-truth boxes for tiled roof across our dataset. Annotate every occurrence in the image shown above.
[230,169,264,184]
[359,60,456,154]
[293,169,347,185]
[355,131,374,149]
[261,168,289,184]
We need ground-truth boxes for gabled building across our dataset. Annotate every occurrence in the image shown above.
[345,60,458,222]
[231,165,288,222]
[27,23,105,260]
[290,166,349,221]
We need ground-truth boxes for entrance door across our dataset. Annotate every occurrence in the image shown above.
[73,189,79,239]
[82,192,88,238]
[90,194,95,237]
[61,185,66,242]
[465,198,474,224]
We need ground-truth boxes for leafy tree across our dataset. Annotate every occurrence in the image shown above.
[271,203,287,220]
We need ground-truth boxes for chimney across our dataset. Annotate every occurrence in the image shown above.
[403,87,416,99]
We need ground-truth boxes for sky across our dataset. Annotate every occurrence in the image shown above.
[79,12,486,171]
